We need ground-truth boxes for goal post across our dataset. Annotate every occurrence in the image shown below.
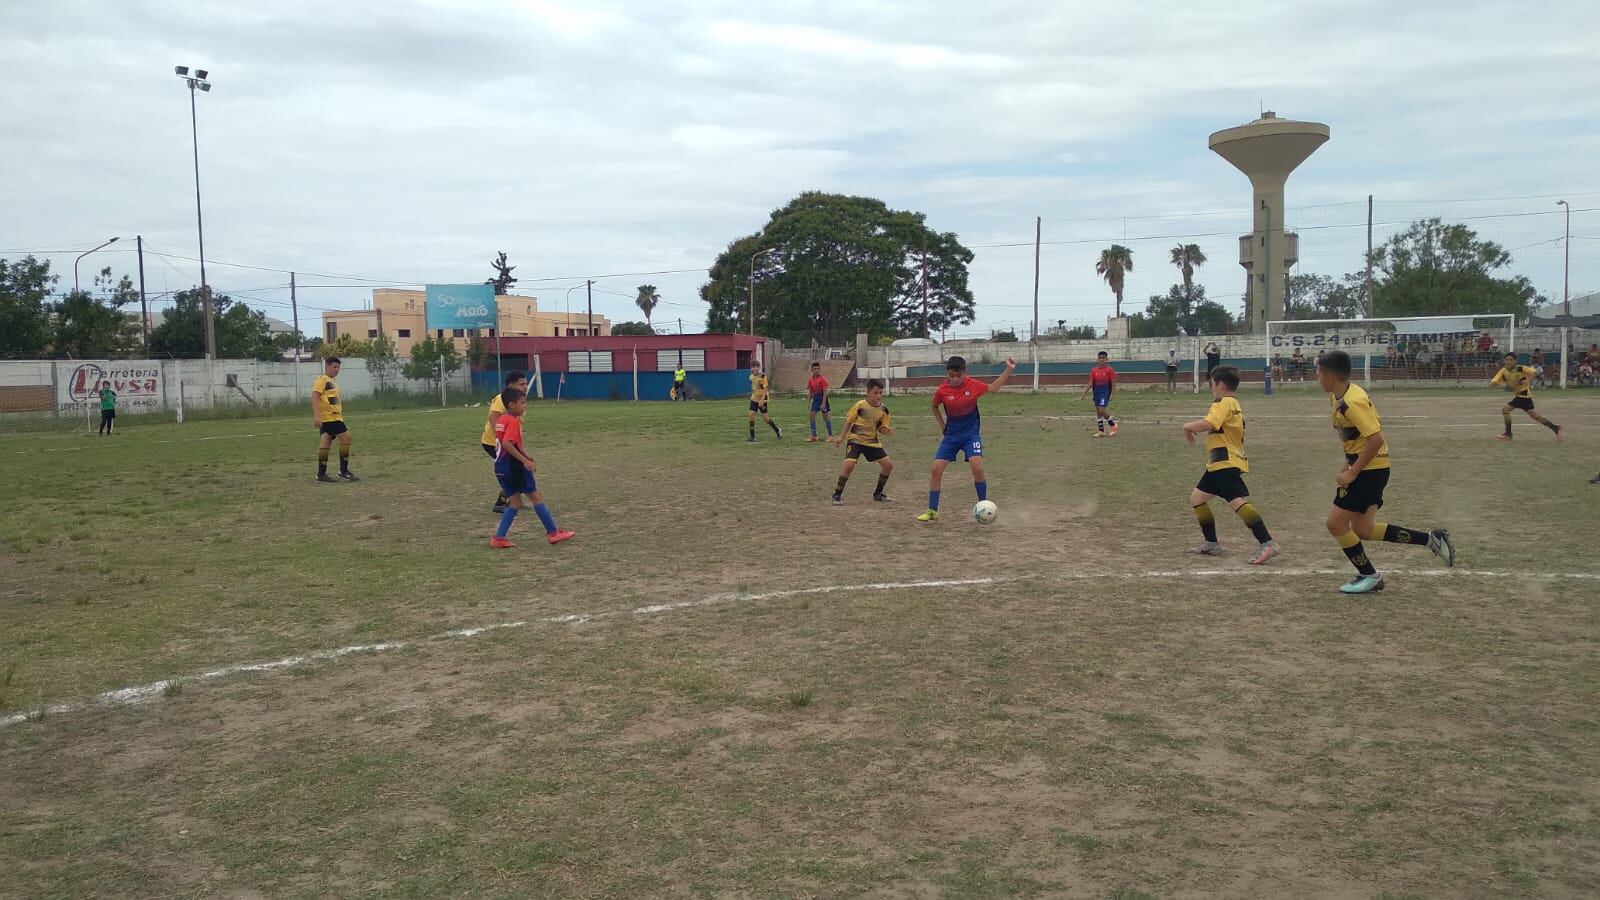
[1266,314,1517,387]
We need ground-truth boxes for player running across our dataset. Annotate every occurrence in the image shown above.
[917,355,1016,523]
[1317,350,1454,594]
[747,365,781,442]
[1490,352,1564,442]
[490,388,575,548]
[1181,365,1278,564]
[481,370,528,513]
[805,362,834,443]
[312,357,357,483]
[831,378,893,504]
[1080,351,1119,437]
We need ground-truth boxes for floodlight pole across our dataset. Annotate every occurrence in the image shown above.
[177,66,216,360]
[74,236,120,293]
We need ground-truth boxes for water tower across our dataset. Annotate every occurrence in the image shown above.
[1209,112,1329,332]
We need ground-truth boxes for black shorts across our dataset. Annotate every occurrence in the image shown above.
[1334,467,1389,513]
[319,421,348,437]
[845,443,889,463]
[100,409,115,420]
[1508,396,1535,412]
[749,401,768,414]
[1195,467,1249,502]
[482,443,496,458]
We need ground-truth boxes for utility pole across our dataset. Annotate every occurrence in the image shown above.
[289,272,300,361]
[136,235,150,356]
[586,279,593,335]
[1032,215,1041,392]
[1365,194,1374,318]
[920,249,930,337]
[1558,200,1571,317]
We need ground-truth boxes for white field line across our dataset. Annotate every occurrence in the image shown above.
[4,408,446,454]
[5,568,1599,729]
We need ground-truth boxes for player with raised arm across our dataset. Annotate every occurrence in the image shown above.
[312,357,357,483]
[1317,350,1454,594]
[1080,351,1119,437]
[917,355,1016,523]
[1490,352,1564,442]
[1181,365,1278,564]
[831,378,893,504]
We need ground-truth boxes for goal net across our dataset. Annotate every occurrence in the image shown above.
[1265,314,1520,386]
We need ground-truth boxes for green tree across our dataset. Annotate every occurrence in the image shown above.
[1095,245,1134,317]
[1286,272,1366,320]
[367,335,402,388]
[314,333,372,360]
[1169,244,1207,291]
[991,329,1019,342]
[404,335,462,390]
[0,255,56,354]
[700,192,976,343]
[149,288,280,360]
[52,267,141,357]
[487,251,517,295]
[465,334,492,368]
[634,284,660,327]
[1130,284,1234,337]
[1369,219,1542,317]
[611,321,655,336]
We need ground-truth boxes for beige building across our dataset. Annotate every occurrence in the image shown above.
[322,289,611,356]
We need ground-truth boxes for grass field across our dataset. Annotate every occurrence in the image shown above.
[3,386,1599,898]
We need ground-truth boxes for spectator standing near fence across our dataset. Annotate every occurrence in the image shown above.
[1204,342,1221,376]
[1165,348,1180,392]
[97,380,116,435]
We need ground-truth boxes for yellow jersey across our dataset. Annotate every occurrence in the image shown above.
[1330,383,1389,470]
[479,392,507,445]
[312,374,343,423]
[1491,365,1535,398]
[1202,395,1248,473]
[843,399,891,449]
[749,373,769,402]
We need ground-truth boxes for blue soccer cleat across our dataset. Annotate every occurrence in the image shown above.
[1339,573,1386,595]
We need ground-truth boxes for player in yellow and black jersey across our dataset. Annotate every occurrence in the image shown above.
[1317,350,1454,595]
[830,378,895,504]
[1491,352,1564,442]
[746,365,782,442]
[312,357,358,483]
[1180,366,1277,564]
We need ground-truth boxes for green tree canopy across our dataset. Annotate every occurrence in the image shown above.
[403,335,462,389]
[1286,272,1366,320]
[700,192,976,343]
[53,267,141,358]
[1129,284,1234,337]
[315,333,372,359]
[0,255,56,354]
[611,321,655,336]
[1096,245,1135,318]
[149,288,281,361]
[1369,219,1542,318]
[634,285,660,326]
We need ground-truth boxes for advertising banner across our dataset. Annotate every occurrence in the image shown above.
[425,284,498,332]
[57,361,162,414]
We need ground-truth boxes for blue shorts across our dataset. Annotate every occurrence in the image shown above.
[935,432,983,462]
[496,468,536,497]
[1092,389,1111,409]
[810,395,830,413]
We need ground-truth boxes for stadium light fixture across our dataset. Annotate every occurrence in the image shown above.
[175,64,217,359]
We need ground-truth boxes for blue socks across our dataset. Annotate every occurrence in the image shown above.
[976,481,988,502]
[533,502,558,534]
[928,489,941,511]
[495,506,518,539]
[825,420,833,437]
[810,420,817,437]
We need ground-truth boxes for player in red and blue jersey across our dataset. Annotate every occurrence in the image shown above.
[1080,350,1119,437]
[490,388,576,549]
[805,361,833,442]
[917,355,1017,522]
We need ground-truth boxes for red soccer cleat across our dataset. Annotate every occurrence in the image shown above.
[1556,426,1566,442]
[547,530,576,545]
[489,537,516,549]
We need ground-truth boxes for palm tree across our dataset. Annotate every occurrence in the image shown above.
[634,284,660,328]
[1096,245,1134,317]
[1169,243,1207,291]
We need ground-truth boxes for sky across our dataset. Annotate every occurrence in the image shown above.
[4,0,1599,340]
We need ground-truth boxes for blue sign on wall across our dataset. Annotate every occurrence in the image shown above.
[425,284,498,331]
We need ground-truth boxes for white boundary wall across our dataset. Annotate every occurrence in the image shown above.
[0,358,470,420]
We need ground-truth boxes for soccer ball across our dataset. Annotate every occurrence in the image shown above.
[972,500,998,524]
